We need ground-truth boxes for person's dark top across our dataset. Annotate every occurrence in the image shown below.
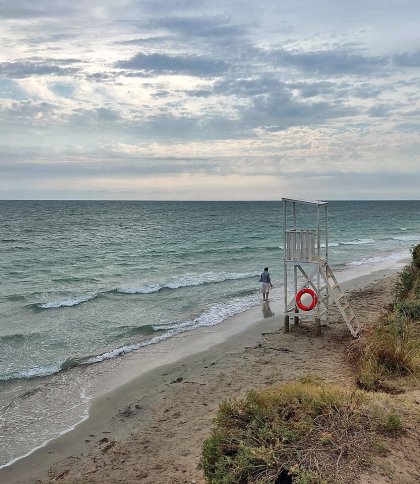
[260,270,271,283]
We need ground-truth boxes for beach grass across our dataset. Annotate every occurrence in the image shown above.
[199,376,408,484]
[355,312,419,392]
[354,245,420,393]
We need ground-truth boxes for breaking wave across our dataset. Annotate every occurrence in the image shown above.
[37,295,97,309]
[339,238,375,246]
[1,294,258,382]
[117,271,259,294]
[346,250,409,267]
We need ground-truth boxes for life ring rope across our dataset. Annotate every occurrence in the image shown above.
[296,287,318,311]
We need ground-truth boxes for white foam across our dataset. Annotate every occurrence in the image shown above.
[84,333,175,364]
[1,363,63,381]
[85,295,258,364]
[340,238,375,246]
[321,242,339,248]
[347,250,409,267]
[117,271,259,294]
[0,389,91,470]
[38,295,96,309]
[117,284,160,294]
[193,296,258,327]
[392,234,420,242]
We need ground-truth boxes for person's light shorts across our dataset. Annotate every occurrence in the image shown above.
[260,282,271,293]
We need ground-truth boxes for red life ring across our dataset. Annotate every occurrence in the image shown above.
[296,288,318,311]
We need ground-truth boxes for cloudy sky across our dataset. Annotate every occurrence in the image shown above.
[1,0,420,200]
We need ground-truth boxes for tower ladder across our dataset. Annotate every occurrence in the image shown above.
[319,263,361,337]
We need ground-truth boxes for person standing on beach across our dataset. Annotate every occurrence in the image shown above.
[259,267,272,302]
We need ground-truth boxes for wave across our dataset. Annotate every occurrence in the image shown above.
[316,238,375,248]
[339,238,375,246]
[51,276,100,283]
[111,324,155,338]
[321,242,339,248]
[0,363,63,381]
[30,271,259,308]
[117,271,259,294]
[0,387,91,470]
[392,234,420,242]
[145,243,280,259]
[2,294,259,382]
[86,294,258,364]
[37,294,97,309]
[0,356,85,382]
[0,332,41,343]
[3,294,26,301]
[346,250,409,267]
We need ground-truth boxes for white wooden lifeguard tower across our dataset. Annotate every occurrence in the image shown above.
[283,198,360,337]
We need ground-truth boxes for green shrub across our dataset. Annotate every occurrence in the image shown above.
[356,359,383,391]
[412,244,420,269]
[396,300,420,321]
[356,249,420,391]
[395,265,417,300]
[395,244,420,300]
[384,413,402,433]
[356,312,419,389]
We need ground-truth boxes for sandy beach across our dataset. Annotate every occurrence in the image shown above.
[1,266,419,484]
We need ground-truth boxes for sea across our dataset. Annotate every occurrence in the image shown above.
[1,200,420,468]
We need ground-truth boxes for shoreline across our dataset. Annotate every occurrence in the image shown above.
[0,261,408,484]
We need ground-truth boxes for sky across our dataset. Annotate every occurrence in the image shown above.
[1,0,420,200]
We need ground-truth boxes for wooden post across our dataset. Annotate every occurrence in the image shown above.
[315,317,321,336]
[284,315,290,333]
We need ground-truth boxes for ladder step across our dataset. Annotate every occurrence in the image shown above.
[297,262,361,338]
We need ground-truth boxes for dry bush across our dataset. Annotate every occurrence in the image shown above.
[200,377,406,484]
[353,312,419,392]
[353,245,420,393]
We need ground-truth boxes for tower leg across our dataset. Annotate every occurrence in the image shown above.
[294,308,299,325]
[315,317,321,336]
[284,315,290,333]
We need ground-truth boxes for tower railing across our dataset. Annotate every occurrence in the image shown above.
[285,230,316,262]
[282,198,360,337]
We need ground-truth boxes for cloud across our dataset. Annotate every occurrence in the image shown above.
[0,2,47,19]
[269,48,388,76]
[1,0,420,199]
[152,15,245,40]
[116,36,171,46]
[368,104,391,117]
[116,52,229,77]
[393,50,420,67]
[0,61,78,79]
[1,99,57,118]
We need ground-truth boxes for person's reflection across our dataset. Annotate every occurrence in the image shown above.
[262,301,274,318]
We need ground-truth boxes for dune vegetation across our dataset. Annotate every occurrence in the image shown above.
[355,245,420,393]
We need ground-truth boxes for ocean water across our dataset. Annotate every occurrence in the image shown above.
[1,200,419,467]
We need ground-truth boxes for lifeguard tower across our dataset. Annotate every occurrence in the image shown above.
[283,198,360,337]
